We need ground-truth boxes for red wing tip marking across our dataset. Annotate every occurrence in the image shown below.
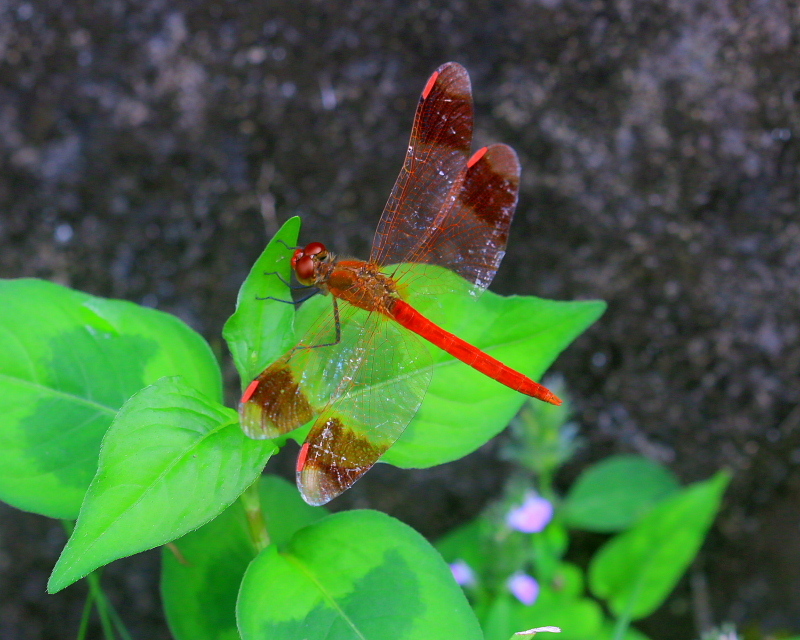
[297,441,311,472]
[467,146,488,168]
[241,379,260,404]
[422,70,440,100]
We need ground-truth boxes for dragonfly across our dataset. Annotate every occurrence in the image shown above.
[239,62,561,506]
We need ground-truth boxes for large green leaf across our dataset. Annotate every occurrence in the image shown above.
[48,377,274,593]
[237,509,482,640]
[482,590,604,640]
[0,278,222,519]
[287,266,604,468]
[162,475,326,640]
[223,217,301,384]
[390,292,603,467]
[562,455,680,533]
[589,471,730,619]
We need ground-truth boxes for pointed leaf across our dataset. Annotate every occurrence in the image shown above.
[589,471,730,619]
[482,591,604,640]
[390,292,604,467]
[230,235,604,470]
[0,278,222,519]
[563,455,680,532]
[223,217,301,384]
[237,510,482,640]
[48,377,274,593]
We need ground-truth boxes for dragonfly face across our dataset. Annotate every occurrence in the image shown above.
[291,242,330,285]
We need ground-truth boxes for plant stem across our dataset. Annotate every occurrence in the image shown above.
[611,569,645,640]
[84,571,117,640]
[241,477,270,550]
[76,589,94,640]
[60,521,132,640]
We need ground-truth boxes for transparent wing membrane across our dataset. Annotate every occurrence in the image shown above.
[298,315,433,505]
[371,62,473,268]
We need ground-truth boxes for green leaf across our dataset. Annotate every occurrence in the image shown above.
[532,522,570,583]
[237,509,482,640]
[390,291,604,467]
[162,475,326,640]
[0,278,222,519]
[291,268,605,468]
[589,471,731,619]
[223,217,301,384]
[482,590,604,640]
[436,517,487,576]
[48,377,274,593]
[563,455,681,533]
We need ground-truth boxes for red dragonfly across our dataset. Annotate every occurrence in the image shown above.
[239,62,561,506]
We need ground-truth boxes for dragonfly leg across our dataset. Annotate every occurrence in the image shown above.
[263,270,316,290]
[296,298,342,350]
[274,238,300,250]
[256,290,320,304]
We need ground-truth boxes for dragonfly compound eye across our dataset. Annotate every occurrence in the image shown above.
[295,255,316,282]
[303,242,327,258]
[290,248,304,270]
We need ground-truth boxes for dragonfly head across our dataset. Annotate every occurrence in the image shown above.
[291,242,330,285]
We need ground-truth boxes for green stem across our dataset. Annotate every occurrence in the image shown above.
[106,595,134,640]
[76,588,94,640]
[240,477,270,550]
[611,569,646,640]
[84,571,117,640]
[60,521,132,640]
[538,469,554,501]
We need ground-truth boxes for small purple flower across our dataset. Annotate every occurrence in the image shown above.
[450,560,476,587]
[508,572,540,605]
[506,493,554,533]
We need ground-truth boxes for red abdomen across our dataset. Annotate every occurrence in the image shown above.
[388,299,561,405]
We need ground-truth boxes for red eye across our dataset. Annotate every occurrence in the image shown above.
[295,255,316,281]
[290,248,304,269]
[303,242,327,257]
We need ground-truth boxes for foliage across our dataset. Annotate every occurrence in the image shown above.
[436,388,730,640]
[0,216,726,640]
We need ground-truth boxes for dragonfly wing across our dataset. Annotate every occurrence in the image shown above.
[394,143,520,294]
[297,315,433,506]
[370,62,473,268]
[239,300,362,439]
[239,354,315,439]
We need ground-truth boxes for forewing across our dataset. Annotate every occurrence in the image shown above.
[297,316,433,506]
[370,62,473,267]
[394,143,520,295]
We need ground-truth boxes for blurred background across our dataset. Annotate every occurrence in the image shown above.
[1,0,798,638]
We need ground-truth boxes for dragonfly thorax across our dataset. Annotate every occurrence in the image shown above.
[324,260,400,314]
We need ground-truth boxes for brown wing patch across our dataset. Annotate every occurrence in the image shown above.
[297,415,387,506]
[397,143,520,293]
[458,143,519,238]
[416,64,473,150]
[239,363,314,439]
